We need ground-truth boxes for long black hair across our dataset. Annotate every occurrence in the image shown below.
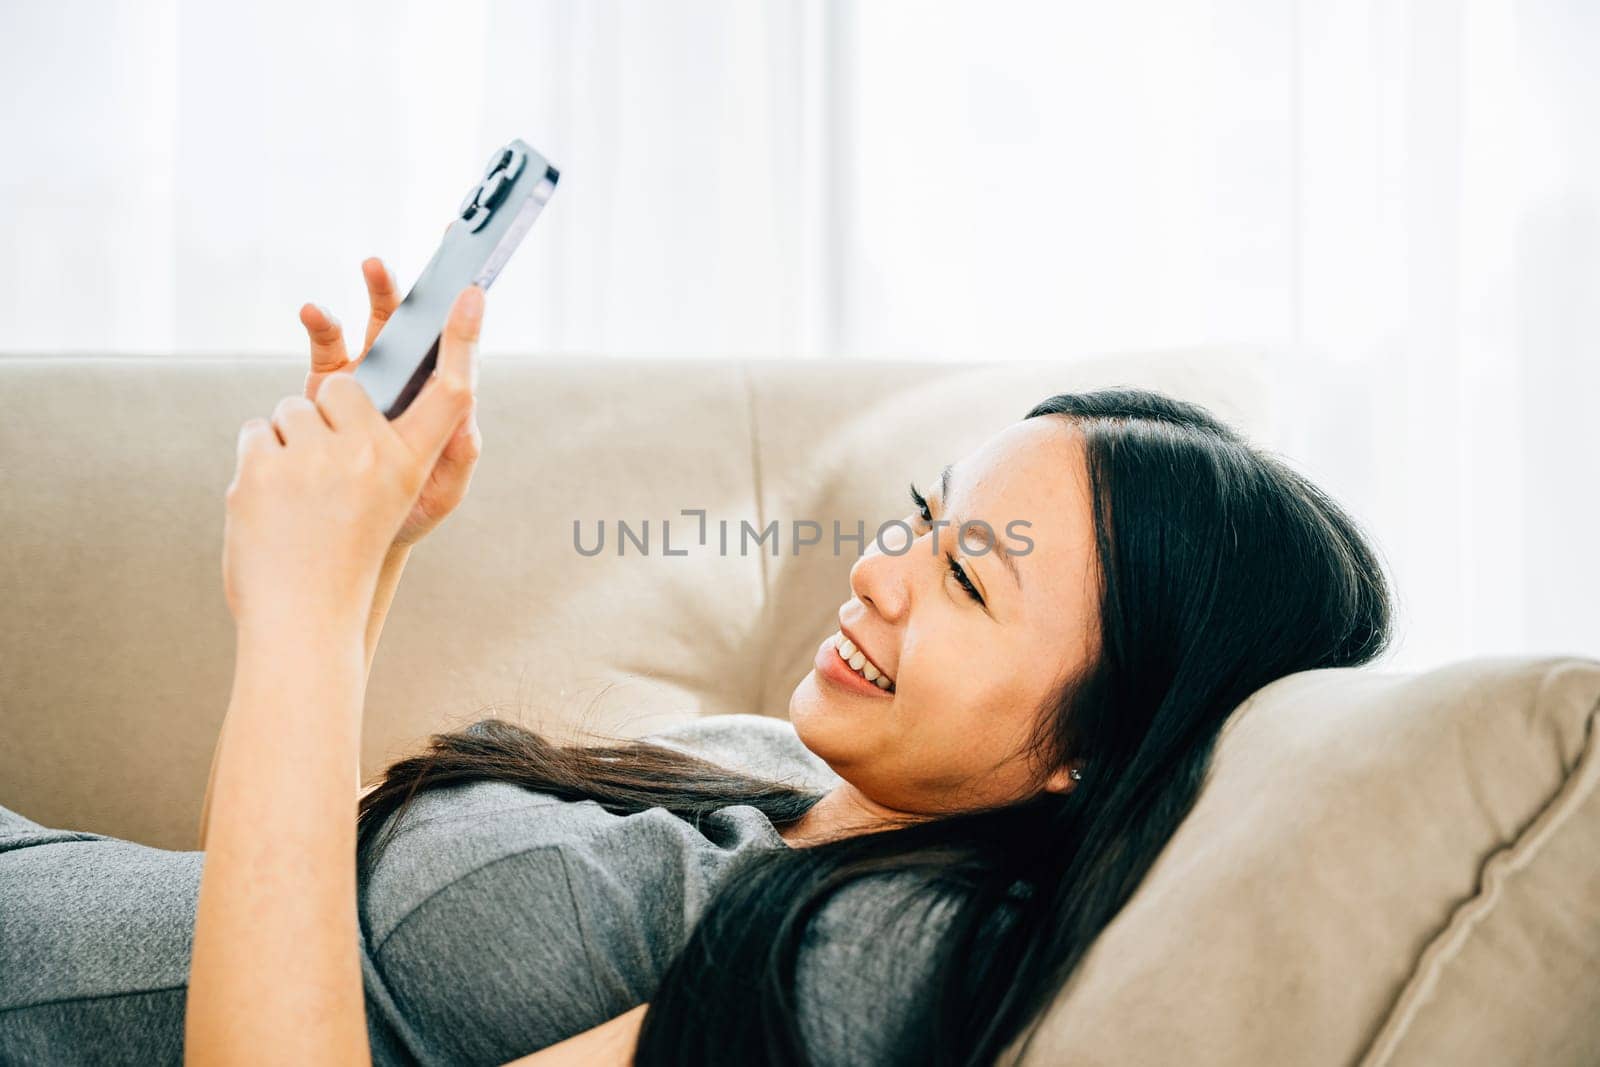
[356,387,1395,1065]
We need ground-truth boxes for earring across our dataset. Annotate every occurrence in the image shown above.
[1069,767,1083,781]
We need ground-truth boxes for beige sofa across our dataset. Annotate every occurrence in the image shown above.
[1,349,1595,1065]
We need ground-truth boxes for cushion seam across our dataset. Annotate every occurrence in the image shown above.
[1357,681,1600,1065]
[740,359,772,715]
[741,360,768,604]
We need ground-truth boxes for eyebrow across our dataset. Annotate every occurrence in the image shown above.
[938,463,1022,590]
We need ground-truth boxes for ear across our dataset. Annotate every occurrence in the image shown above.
[1043,761,1084,795]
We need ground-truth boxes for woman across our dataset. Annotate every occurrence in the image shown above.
[0,258,1395,1066]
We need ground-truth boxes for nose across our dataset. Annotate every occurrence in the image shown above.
[848,528,913,621]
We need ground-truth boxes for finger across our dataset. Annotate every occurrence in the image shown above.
[271,394,331,445]
[236,417,278,465]
[359,257,401,357]
[299,303,350,373]
[393,285,482,463]
[313,371,389,436]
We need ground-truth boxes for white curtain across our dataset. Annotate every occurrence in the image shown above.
[1,0,1594,672]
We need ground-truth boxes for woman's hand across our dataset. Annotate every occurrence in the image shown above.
[299,257,484,551]
[223,284,484,627]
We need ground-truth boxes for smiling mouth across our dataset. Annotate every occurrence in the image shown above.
[833,631,895,692]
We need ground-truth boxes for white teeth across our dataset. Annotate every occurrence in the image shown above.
[834,631,894,690]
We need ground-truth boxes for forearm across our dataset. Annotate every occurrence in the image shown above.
[364,543,412,681]
[199,544,409,848]
[186,607,371,1066]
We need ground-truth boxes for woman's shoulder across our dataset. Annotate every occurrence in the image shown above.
[357,780,784,1060]
[358,781,605,942]
[357,785,639,1062]
[354,721,831,999]
[358,773,789,955]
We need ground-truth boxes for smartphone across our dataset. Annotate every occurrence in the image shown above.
[354,139,560,418]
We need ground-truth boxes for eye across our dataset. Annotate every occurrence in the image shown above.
[911,482,985,608]
[946,553,986,607]
[908,482,932,525]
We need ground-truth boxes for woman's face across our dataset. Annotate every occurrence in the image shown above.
[787,416,1101,816]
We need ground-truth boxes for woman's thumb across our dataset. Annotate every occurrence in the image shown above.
[393,286,482,461]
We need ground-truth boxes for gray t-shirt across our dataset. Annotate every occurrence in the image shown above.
[356,713,958,1066]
